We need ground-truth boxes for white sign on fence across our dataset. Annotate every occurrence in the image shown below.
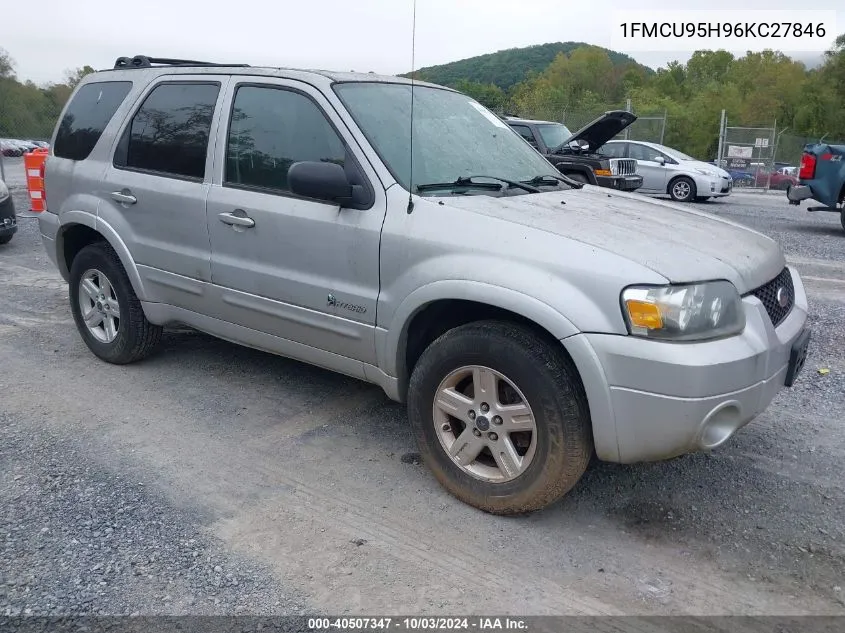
[754,138,770,148]
[727,145,753,158]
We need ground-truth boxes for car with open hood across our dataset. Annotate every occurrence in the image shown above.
[39,55,810,515]
[504,111,643,192]
[603,139,733,202]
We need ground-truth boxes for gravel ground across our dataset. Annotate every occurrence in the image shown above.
[1,156,845,617]
[0,412,311,617]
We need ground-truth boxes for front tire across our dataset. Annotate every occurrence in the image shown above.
[563,172,589,184]
[69,241,162,364]
[407,321,593,515]
[669,176,696,202]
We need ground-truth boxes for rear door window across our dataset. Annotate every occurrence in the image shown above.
[114,82,220,180]
[601,143,627,159]
[53,81,133,161]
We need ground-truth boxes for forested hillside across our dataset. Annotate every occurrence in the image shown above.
[0,49,94,139]
[410,38,845,162]
[408,42,647,89]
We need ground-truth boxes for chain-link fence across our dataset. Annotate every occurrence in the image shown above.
[496,98,669,145]
[0,81,63,186]
[715,112,845,190]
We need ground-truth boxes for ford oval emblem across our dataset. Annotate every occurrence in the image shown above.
[776,287,789,308]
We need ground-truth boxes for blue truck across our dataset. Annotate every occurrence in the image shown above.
[787,143,845,232]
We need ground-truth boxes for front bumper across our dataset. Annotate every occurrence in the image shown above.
[564,266,809,463]
[596,174,643,192]
[0,196,17,238]
[693,174,732,197]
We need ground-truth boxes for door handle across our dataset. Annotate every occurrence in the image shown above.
[218,211,255,229]
[111,190,137,205]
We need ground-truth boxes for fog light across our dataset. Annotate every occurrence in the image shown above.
[700,403,741,449]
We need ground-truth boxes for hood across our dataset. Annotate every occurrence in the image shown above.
[555,110,637,153]
[444,187,784,293]
[689,160,730,179]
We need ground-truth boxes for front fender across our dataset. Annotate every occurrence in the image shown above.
[378,279,581,380]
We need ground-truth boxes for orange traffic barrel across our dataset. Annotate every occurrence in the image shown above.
[24,148,49,212]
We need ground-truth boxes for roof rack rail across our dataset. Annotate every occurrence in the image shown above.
[113,55,250,69]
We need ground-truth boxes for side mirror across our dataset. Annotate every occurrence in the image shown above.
[288,161,364,207]
[654,156,666,165]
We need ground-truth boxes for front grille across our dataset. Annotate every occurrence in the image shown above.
[610,158,637,176]
[749,267,794,327]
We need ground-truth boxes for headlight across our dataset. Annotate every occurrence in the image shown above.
[0,180,9,203]
[621,281,745,341]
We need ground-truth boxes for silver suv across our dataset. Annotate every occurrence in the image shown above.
[39,55,811,515]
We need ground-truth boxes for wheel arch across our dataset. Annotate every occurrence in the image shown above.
[57,214,148,301]
[553,162,596,185]
[382,282,581,403]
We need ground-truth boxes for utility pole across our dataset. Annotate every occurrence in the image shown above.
[716,109,727,167]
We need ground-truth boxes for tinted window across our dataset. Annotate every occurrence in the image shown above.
[225,86,345,193]
[116,82,220,179]
[509,124,536,144]
[535,123,572,149]
[601,143,627,159]
[629,143,662,162]
[54,81,133,161]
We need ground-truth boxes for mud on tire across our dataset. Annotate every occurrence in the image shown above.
[69,241,162,364]
[407,320,593,515]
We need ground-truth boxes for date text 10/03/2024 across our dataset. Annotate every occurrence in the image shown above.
[308,617,529,630]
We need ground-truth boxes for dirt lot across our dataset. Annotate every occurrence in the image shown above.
[2,156,844,616]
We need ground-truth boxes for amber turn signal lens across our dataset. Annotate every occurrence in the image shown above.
[593,169,613,177]
[625,299,663,330]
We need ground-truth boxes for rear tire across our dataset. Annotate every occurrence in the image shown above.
[840,210,845,233]
[69,241,162,364]
[0,234,12,245]
[669,176,696,202]
[407,320,593,515]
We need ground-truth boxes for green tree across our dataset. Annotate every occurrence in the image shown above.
[452,80,506,111]
[0,48,16,78]
[64,65,96,89]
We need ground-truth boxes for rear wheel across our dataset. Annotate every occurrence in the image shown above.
[0,234,12,245]
[669,176,696,202]
[407,321,593,515]
[69,241,162,364]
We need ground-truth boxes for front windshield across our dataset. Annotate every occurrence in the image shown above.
[659,145,696,162]
[535,123,572,150]
[333,82,562,193]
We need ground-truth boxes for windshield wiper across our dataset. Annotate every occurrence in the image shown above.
[416,175,541,194]
[523,173,584,189]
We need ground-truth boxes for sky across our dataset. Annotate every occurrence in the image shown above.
[1,0,843,85]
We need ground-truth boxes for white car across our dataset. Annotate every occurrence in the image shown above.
[602,140,733,202]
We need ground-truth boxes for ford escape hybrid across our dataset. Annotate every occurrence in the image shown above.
[39,55,811,515]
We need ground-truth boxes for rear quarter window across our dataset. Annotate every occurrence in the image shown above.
[53,81,133,161]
